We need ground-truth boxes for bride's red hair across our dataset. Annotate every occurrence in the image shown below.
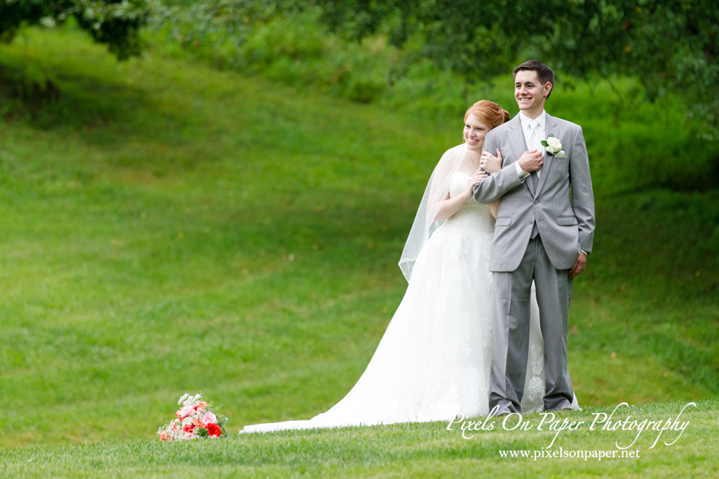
[464,100,510,129]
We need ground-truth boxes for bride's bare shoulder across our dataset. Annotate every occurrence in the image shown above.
[442,143,466,156]
[437,143,466,163]
[432,143,466,175]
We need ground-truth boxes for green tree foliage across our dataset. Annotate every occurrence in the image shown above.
[315,0,719,136]
[0,0,151,60]
[148,0,299,51]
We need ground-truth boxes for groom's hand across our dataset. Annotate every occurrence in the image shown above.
[518,150,543,172]
[568,252,587,278]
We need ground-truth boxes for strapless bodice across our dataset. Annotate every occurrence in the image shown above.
[443,171,495,233]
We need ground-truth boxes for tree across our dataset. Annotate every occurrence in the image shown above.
[0,0,151,60]
[314,0,719,137]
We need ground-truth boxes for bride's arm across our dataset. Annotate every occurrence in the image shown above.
[490,199,500,219]
[432,172,486,222]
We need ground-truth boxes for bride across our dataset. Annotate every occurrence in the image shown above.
[241,100,576,434]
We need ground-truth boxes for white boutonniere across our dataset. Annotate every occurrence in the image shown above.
[541,134,566,158]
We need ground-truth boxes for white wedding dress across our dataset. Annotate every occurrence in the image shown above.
[241,171,569,434]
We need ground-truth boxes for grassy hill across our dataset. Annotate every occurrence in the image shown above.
[0,25,717,477]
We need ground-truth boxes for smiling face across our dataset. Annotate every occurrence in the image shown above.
[463,114,491,151]
[514,70,552,117]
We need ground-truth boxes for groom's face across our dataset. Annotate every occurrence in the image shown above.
[514,70,551,114]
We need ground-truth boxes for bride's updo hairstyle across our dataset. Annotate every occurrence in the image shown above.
[464,100,510,129]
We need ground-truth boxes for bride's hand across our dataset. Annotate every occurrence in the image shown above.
[480,150,503,174]
[465,171,486,198]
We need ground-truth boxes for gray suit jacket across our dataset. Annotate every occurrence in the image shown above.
[473,113,595,272]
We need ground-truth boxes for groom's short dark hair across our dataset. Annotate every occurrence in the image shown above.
[513,60,554,99]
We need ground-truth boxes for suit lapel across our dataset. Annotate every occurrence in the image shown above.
[506,115,535,197]
[535,113,558,197]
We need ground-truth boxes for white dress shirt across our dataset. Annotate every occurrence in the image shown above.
[515,110,547,179]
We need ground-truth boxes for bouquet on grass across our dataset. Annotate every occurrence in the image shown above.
[158,393,229,441]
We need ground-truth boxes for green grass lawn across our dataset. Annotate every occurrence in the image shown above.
[0,26,717,477]
[2,401,716,478]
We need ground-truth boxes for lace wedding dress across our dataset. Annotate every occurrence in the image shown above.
[242,171,570,434]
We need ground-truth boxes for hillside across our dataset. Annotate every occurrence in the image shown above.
[0,25,717,477]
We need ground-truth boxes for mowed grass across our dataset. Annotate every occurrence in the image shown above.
[0,25,717,475]
[1,27,444,448]
[1,401,717,478]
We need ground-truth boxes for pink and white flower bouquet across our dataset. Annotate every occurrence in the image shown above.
[158,393,228,441]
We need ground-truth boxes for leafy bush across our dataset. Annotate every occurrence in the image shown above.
[0,0,150,60]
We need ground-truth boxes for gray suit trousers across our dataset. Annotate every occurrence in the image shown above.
[489,234,574,413]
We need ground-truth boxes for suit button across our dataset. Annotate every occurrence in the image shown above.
[534,199,539,204]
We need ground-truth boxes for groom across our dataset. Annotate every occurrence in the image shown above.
[473,60,595,413]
